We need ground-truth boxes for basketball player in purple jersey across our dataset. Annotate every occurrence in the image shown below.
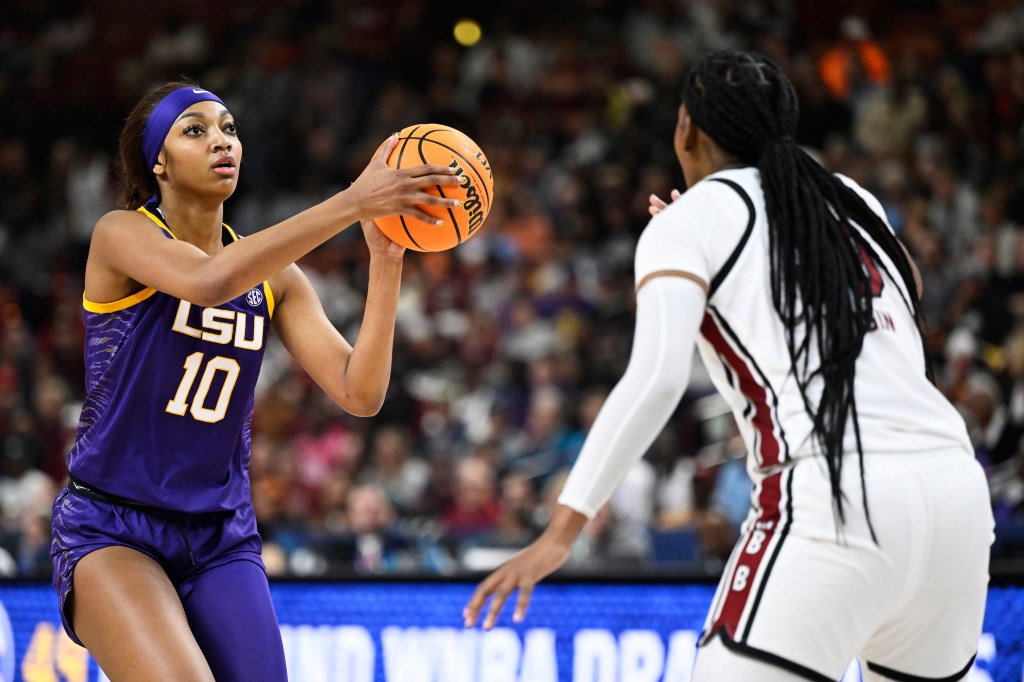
[466,52,992,681]
[49,82,462,680]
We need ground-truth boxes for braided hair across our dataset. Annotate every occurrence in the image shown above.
[682,51,923,537]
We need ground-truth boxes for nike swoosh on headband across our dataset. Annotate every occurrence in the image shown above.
[141,86,227,172]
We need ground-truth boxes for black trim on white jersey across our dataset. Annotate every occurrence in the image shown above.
[703,628,834,682]
[708,177,756,296]
[741,467,795,642]
[866,655,976,682]
[722,362,737,390]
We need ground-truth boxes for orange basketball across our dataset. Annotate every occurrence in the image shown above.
[376,124,494,252]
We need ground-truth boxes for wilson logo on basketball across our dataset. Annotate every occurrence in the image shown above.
[376,123,494,252]
[246,289,263,307]
[449,159,486,234]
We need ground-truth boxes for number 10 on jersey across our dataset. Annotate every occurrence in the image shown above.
[166,352,240,423]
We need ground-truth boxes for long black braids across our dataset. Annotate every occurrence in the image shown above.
[682,51,924,538]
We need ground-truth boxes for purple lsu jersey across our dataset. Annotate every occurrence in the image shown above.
[66,206,272,513]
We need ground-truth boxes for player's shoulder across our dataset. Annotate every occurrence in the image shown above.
[95,208,150,228]
[667,168,756,211]
[93,209,159,235]
[92,208,171,245]
[647,168,757,241]
[833,172,890,227]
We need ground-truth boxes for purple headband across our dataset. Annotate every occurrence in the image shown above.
[142,86,227,171]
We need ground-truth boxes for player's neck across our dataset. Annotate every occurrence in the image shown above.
[688,137,748,185]
[157,195,226,254]
[704,146,747,177]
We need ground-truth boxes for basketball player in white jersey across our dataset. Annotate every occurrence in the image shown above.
[464,51,993,682]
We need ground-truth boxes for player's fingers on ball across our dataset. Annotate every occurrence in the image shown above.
[670,189,681,201]
[424,174,462,187]
[512,582,535,623]
[407,163,460,178]
[408,208,444,226]
[375,133,399,160]
[416,172,463,187]
[419,193,462,208]
[649,193,667,208]
[404,172,460,189]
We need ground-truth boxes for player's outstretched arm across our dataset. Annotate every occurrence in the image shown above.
[89,135,461,308]
[463,505,588,630]
[268,220,404,417]
[464,276,707,629]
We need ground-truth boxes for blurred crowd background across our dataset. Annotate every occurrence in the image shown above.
[1,0,1023,579]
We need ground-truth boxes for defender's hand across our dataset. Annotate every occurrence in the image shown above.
[463,505,587,630]
[463,537,572,630]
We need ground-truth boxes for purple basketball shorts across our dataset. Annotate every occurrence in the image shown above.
[50,487,288,680]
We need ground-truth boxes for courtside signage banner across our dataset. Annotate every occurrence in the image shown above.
[0,582,1018,681]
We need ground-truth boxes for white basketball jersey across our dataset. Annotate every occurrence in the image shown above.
[634,167,971,479]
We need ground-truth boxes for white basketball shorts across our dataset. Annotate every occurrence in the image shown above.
[695,449,994,681]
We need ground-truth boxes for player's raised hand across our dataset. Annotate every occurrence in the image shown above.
[648,189,682,217]
[348,133,463,224]
[463,505,588,630]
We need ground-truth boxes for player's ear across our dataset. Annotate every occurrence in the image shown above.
[683,116,700,152]
[152,149,166,176]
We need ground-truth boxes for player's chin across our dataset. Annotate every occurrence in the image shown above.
[206,176,239,201]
